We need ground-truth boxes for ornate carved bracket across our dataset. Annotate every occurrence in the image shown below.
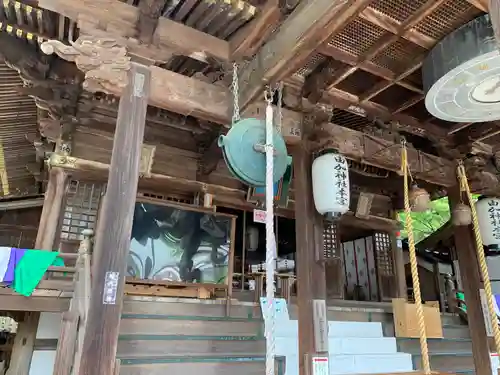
[41,36,130,95]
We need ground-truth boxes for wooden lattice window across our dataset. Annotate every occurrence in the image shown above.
[0,227,37,249]
[374,232,394,276]
[323,223,340,260]
[61,180,105,240]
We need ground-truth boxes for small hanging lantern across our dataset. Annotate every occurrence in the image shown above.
[452,202,472,226]
[312,151,350,221]
[409,184,430,212]
[476,196,500,251]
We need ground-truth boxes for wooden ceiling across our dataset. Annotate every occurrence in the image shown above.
[0,0,496,203]
[12,0,490,145]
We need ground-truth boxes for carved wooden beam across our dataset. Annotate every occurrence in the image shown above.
[39,35,304,144]
[36,0,231,64]
[47,153,246,198]
[237,0,373,109]
[312,122,462,188]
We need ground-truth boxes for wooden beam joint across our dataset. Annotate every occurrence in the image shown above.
[137,0,169,44]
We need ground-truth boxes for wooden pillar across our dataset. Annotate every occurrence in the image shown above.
[449,186,492,375]
[6,167,68,375]
[5,312,39,375]
[392,229,407,299]
[36,167,68,250]
[77,64,151,375]
[293,144,327,375]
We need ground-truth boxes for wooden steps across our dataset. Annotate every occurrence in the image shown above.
[412,352,474,372]
[117,335,265,356]
[124,279,227,299]
[118,355,285,375]
[397,337,473,354]
[120,314,262,336]
[384,323,470,339]
[117,299,274,375]
[122,298,260,319]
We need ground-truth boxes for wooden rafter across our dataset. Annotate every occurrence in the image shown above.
[448,122,475,135]
[321,0,446,103]
[320,84,447,138]
[358,56,425,102]
[466,0,488,12]
[230,0,282,59]
[36,0,231,64]
[318,44,422,93]
[237,0,373,109]
[394,95,424,114]
[458,122,500,143]
[358,7,435,49]
[136,0,169,44]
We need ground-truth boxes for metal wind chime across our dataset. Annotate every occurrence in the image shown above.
[218,63,290,375]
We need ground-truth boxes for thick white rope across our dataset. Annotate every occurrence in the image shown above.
[265,98,276,375]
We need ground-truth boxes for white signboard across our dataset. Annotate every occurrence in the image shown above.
[311,356,329,375]
[253,209,266,224]
[480,289,494,337]
[312,299,329,353]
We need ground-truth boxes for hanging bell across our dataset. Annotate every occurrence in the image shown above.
[452,202,472,226]
[410,184,430,212]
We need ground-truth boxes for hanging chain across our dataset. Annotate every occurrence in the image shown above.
[231,62,240,125]
[276,82,283,134]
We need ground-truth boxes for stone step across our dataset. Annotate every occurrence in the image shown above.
[275,321,384,338]
[441,325,471,339]
[120,314,262,337]
[412,352,474,371]
[118,355,285,375]
[276,337,398,355]
[282,353,413,375]
[117,335,265,357]
[397,337,473,353]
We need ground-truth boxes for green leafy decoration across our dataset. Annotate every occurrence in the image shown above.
[398,195,480,244]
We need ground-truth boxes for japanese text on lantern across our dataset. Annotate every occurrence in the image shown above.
[488,199,500,240]
[334,155,348,207]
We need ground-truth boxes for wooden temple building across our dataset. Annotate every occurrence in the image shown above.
[1,0,500,374]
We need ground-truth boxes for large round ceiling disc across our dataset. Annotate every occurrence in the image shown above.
[423,14,500,123]
[471,76,500,103]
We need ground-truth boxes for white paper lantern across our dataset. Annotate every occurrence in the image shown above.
[312,152,350,219]
[476,196,500,250]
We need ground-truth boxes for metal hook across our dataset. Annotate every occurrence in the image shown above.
[264,85,273,104]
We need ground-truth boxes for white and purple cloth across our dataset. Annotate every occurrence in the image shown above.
[0,247,25,285]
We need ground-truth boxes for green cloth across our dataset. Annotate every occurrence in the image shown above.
[13,250,64,296]
[456,291,467,312]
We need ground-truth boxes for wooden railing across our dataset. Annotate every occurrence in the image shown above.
[53,229,93,375]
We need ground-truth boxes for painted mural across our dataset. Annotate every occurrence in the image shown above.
[127,202,231,283]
